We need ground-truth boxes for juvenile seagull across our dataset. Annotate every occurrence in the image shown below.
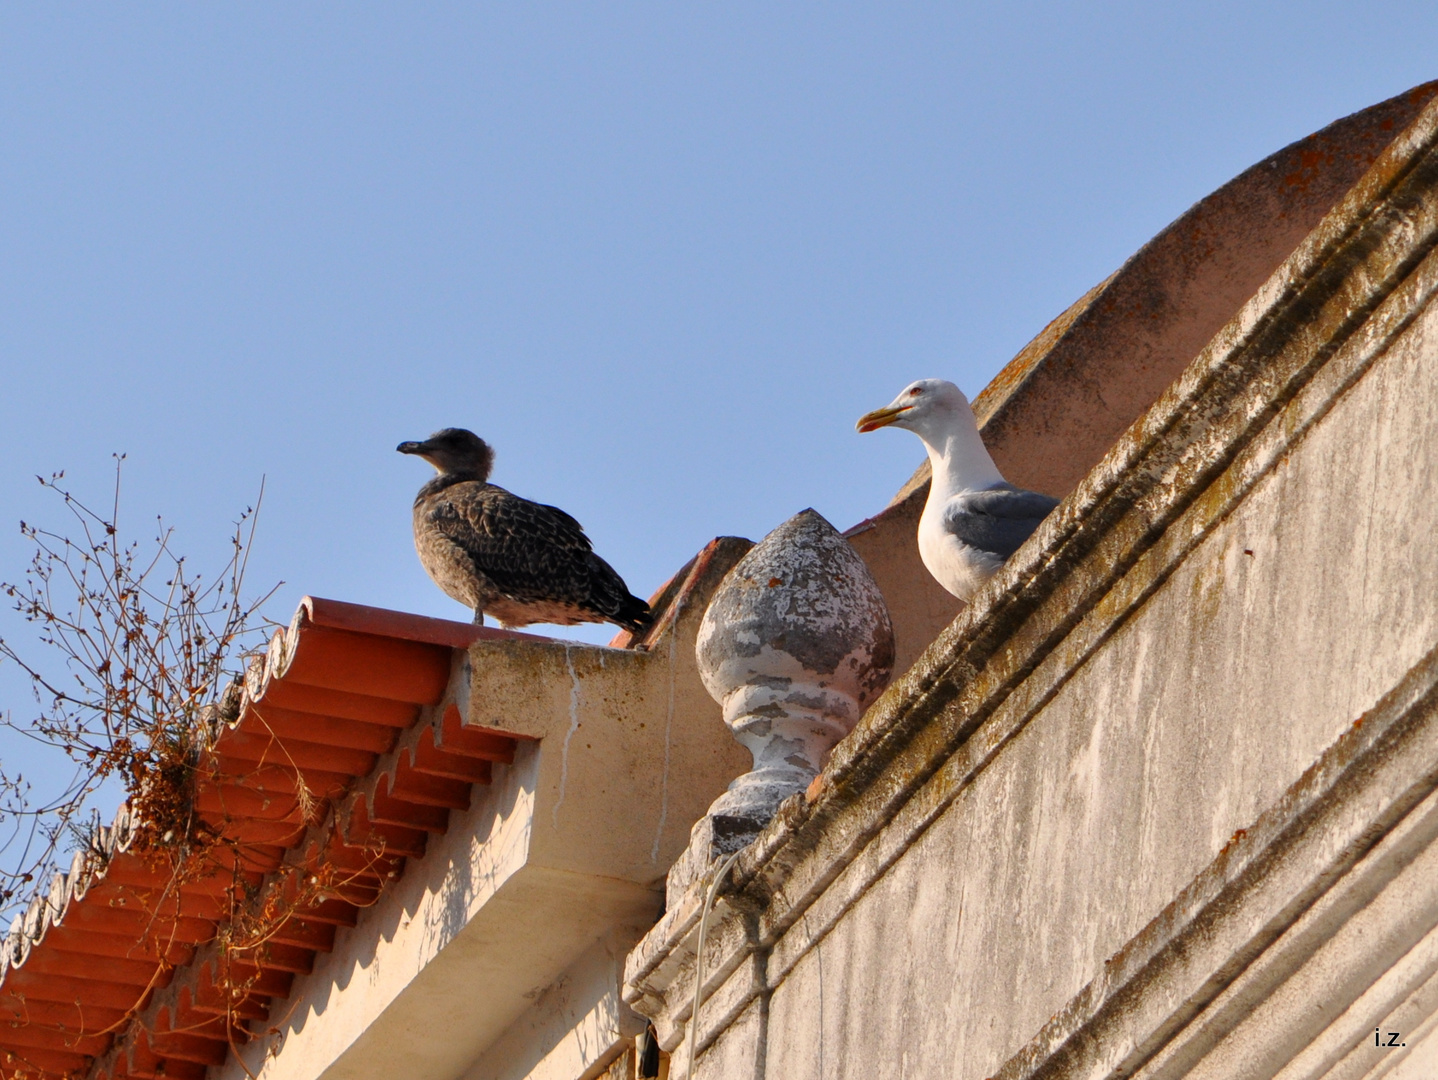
[398,428,652,632]
[856,379,1059,602]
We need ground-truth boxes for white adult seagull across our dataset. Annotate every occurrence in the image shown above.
[856,379,1059,602]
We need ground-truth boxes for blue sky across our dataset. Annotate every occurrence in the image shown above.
[1,3,1434,879]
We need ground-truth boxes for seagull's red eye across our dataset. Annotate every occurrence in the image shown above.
[909,387,922,396]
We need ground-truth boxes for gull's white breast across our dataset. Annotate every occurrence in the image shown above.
[918,492,1004,602]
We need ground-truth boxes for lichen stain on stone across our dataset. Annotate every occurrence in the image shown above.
[750,675,793,692]
[1186,549,1226,631]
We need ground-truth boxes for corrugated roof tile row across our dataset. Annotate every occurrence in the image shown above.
[0,597,536,1080]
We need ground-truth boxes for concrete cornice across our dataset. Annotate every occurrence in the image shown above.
[623,91,1438,1071]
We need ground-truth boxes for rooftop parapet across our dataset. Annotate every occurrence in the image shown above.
[623,82,1438,1080]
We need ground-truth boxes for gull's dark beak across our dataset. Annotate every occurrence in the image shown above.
[396,440,427,455]
[855,405,912,433]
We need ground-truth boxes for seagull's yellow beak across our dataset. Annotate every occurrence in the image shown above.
[855,404,912,433]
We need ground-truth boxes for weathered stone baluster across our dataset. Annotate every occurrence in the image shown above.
[691,508,895,856]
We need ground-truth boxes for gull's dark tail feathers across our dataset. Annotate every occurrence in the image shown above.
[611,591,654,635]
[586,551,654,634]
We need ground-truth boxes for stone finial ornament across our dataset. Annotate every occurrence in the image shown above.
[696,508,895,838]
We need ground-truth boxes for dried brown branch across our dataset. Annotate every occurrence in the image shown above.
[0,456,280,921]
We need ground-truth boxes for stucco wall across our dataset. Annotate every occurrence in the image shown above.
[722,289,1438,1079]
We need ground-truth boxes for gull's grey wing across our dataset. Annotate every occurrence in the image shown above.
[941,483,1060,560]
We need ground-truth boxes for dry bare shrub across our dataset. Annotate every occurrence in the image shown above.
[0,457,279,921]
[0,461,404,1067]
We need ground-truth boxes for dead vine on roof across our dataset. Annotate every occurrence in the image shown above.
[0,456,277,919]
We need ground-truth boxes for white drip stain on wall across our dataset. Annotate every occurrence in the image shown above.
[553,645,582,828]
[652,596,683,864]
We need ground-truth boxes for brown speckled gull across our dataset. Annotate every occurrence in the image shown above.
[397,428,652,632]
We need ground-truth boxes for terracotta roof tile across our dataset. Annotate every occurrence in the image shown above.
[0,597,532,1080]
